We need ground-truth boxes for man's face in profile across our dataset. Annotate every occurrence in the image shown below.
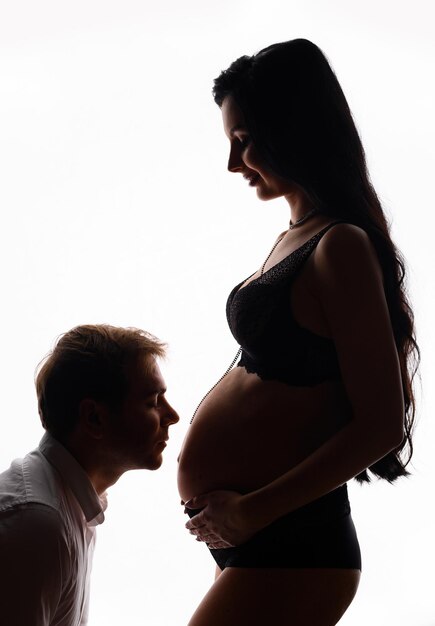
[106,355,179,471]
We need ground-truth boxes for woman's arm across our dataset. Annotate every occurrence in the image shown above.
[185,224,405,547]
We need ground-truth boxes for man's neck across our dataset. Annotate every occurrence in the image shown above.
[63,438,123,496]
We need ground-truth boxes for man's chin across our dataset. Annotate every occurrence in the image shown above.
[144,454,164,471]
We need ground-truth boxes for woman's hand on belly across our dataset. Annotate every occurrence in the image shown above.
[184,490,263,548]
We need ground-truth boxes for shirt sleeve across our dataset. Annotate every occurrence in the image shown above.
[0,504,71,626]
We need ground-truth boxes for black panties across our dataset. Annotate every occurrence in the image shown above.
[186,485,361,571]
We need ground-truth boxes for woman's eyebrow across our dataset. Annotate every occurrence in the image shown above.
[230,124,246,136]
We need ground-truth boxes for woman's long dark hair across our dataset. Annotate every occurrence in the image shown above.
[213,39,419,482]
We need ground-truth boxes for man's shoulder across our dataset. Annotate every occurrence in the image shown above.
[0,501,65,538]
[0,448,63,515]
[0,455,73,558]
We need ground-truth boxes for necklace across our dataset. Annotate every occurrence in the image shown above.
[260,208,318,273]
[289,207,318,230]
[189,207,319,423]
[260,232,286,275]
[189,212,321,424]
[190,227,291,424]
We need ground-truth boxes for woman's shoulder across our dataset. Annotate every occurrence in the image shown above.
[317,222,376,260]
[321,221,370,245]
[314,222,383,285]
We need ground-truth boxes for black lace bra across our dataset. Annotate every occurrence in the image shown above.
[226,223,342,386]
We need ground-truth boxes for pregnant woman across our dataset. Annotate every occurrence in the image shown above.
[177,39,418,625]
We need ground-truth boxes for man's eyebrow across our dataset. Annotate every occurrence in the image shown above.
[230,123,246,136]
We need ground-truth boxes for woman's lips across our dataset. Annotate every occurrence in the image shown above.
[245,173,260,186]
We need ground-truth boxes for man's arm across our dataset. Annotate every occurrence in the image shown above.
[0,504,71,626]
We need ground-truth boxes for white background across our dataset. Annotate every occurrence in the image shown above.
[0,0,434,624]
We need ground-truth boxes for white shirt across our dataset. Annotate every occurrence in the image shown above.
[0,432,107,626]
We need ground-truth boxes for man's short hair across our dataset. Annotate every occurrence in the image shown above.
[35,324,166,443]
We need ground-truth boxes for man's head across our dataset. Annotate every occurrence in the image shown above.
[35,325,179,472]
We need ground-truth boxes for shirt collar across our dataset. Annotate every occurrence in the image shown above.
[39,432,107,526]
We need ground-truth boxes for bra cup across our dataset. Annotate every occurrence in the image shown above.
[226,223,343,386]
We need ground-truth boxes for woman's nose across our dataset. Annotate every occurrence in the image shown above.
[227,144,243,173]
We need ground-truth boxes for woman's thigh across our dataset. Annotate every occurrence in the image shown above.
[188,567,361,626]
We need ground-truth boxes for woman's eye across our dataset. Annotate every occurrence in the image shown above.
[239,136,251,149]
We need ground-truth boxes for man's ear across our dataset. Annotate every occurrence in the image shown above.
[78,398,107,440]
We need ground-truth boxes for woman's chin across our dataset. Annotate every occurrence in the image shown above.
[256,186,280,201]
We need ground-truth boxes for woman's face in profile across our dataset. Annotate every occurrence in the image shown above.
[221,95,297,202]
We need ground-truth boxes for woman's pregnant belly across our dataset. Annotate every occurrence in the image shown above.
[177,366,351,503]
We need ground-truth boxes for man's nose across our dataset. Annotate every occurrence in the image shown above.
[163,401,180,426]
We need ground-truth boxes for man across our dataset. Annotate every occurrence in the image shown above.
[0,324,179,626]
